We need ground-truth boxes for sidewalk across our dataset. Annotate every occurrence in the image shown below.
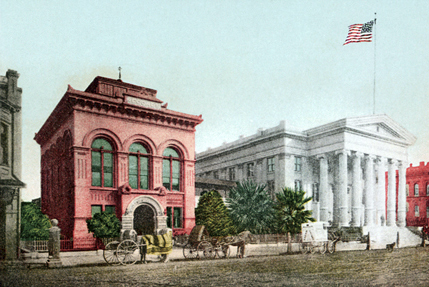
[18,241,371,268]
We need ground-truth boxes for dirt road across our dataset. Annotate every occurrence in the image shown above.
[2,247,429,286]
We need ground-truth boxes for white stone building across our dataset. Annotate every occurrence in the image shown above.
[0,70,25,261]
[196,114,416,229]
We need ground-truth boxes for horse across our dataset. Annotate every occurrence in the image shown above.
[223,231,252,258]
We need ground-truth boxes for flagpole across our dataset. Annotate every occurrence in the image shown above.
[373,13,377,115]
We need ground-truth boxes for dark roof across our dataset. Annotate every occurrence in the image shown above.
[195,177,236,190]
[0,175,26,188]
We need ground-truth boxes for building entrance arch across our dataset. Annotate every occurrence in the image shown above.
[122,195,168,235]
[133,204,155,235]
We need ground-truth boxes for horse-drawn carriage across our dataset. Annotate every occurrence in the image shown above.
[182,225,249,259]
[300,222,339,254]
[103,228,173,265]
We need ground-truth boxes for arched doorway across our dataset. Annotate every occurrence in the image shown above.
[122,195,168,235]
[133,204,155,235]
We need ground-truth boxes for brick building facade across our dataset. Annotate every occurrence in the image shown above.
[35,76,202,248]
[404,162,429,227]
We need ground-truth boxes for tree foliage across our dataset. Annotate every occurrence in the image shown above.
[21,202,51,240]
[227,180,274,234]
[273,187,315,235]
[195,190,236,236]
[86,211,121,238]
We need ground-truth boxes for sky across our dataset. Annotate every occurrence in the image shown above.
[1,1,428,201]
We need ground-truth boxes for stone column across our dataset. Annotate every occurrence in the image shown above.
[351,152,363,227]
[47,219,62,268]
[318,154,329,222]
[387,159,397,226]
[376,157,386,226]
[364,155,376,226]
[336,150,350,227]
[397,161,407,227]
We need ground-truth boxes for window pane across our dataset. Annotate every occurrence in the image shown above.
[105,205,115,214]
[163,147,179,158]
[167,207,172,228]
[129,143,147,154]
[92,172,101,187]
[92,138,112,150]
[163,159,171,190]
[172,160,180,191]
[104,173,113,187]
[104,153,113,187]
[91,205,102,217]
[91,151,101,186]
[415,184,419,196]
[129,155,138,189]
[140,157,148,189]
[1,123,9,166]
[174,207,182,228]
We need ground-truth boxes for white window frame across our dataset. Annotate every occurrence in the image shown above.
[294,156,302,172]
[267,157,275,172]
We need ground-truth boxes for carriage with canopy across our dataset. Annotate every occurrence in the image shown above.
[300,222,338,254]
[103,228,173,265]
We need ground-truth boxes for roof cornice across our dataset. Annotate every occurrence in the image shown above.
[35,83,203,146]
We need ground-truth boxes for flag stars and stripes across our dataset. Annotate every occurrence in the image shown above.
[343,20,374,45]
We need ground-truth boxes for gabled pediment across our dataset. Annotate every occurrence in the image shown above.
[305,114,416,147]
[345,114,416,146]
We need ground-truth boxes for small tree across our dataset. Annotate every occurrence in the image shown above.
[273,187,315,235]
[227,180,274,234]
[86,211,121,239]
[21,202,51,240]
[195,190,236,236]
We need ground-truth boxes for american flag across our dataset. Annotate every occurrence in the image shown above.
[343,20,374,46]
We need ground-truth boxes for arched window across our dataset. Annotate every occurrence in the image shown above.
[129,143,149,190]
[414,183,419,197]
[91,138,114,187]
[426,183,429,196]
[162,147,181,191]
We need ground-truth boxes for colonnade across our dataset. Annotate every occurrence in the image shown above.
[317,150,406,227]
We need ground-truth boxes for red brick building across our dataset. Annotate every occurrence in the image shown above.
[34,76,202,248]
[405,162,429,227]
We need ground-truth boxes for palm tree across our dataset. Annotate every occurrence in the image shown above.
[227,180,274,234]
[273,187,315,235]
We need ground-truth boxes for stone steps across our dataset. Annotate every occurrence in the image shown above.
[363,226,421,249]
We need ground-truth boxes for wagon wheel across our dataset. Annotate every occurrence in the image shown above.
[197,241,215,259]
[320,242,327,255]
[327,240,336,254]
[218,243,230,259]
[183,243,198,259]
[103,241,120,265]
[117,239,140,265]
